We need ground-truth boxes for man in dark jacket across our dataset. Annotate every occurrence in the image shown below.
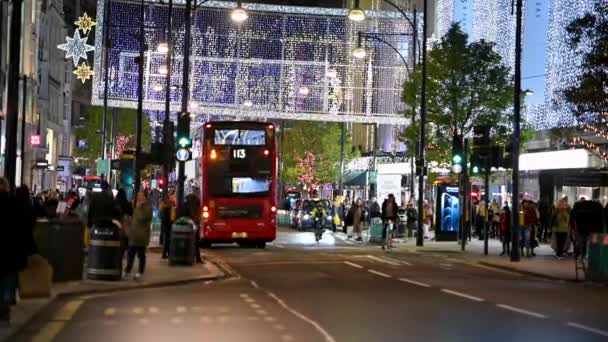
[87,181,119,228]
[571,197,604,258]
[381,194,398,241]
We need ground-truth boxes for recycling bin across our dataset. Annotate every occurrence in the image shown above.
[587,233,608,283]
[87,220,122,281]
[170,217,196,266]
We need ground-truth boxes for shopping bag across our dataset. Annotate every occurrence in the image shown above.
[18,255,53,299]
[347,225,354,237]
[333,214,341,226]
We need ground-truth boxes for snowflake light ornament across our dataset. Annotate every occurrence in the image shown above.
[75,12,96,35]
[73,63,94,83]
[57,30,95,66]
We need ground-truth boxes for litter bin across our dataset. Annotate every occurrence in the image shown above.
[587,233,608,283]
[170,217,196,266]
[369,217,384,243]
[34,217,84,282]
[87,220,122,281]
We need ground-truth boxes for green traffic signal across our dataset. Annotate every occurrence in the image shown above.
[472,165,480,174]
[452,154,462,164]
[178,136,192,148]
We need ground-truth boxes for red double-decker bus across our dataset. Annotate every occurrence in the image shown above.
[199,121,277,248]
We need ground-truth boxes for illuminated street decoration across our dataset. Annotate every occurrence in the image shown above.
[91,0,411,125]
[75,12,97,35]
[74,62,95,83]
[58,30,95,67]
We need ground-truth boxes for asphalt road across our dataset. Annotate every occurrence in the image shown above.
[13,227,608,342]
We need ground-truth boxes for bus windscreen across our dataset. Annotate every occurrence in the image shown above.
[209,176,271,197]
[214,129,266,146]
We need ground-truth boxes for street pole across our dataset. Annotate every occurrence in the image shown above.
[410,5,417,202]
[176,0,193,215]
[484,155,490,255]
[371,123,378,200]
[134,0,145,202]
[510,0,523,262]
[416,0,428,247]
[338,122,345,194]
[162,0,173,201]
[101,0,111,164]
[461,138,468,251]
[3,0,23,188]
[20,77,27,184]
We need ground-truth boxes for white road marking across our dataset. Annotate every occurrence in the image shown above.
[133,307,145,314]
[250,303,261,309]
[264,316,277,322]
[176,306,188,313]
[245,298,256,303]
[200,316,213,324]
[366,255,401,266]
[138,318,149,325]
[104,308,116,316]
[267,292,337,342]
[344,261,364,269]
[496,304,547,319]
[250,280,260,289]
[398,278,431,288]
[439,263,453,268]
[273,324,287,331]
[368,269,392,278]
[247,316,260,321]
[566,322,608,337]
[378,255,412,266]
[240,293,250,298]
[468,263,524,276]
[148,307,160,314]
[171,317,183,324]
[256,309,268,315]
[441,289,484,302]
[273,244,286,249]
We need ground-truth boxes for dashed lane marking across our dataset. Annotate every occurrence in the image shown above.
[398,278,431,288]
[496,304,548,319]
[171,317,183,325]
[176,306,188,313]
[344,261,364,269]
[31,322,65,342]
[264,316,277,322]
[250,280,260,289]
[368,269,392,278]
[133,307,145,315]
[245,298,256,303]
[377,255,413,266]
[273,324,287,331]
[267,292,337,342]
[250,303,261,309]
[566,322,608,337]
[148,307,160,314]
[365,255,401,266]
[256,309,268,315]
[441,289,485,302]
[104,308,116,316]
[240,293,250,298]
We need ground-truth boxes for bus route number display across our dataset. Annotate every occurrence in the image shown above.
[232,148,246,160]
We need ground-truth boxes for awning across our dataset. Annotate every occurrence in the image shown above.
[342,171,376,188]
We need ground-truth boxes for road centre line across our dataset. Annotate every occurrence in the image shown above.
[368,269,392,278]
[250,280,260,289]
[344,261,364,269]
[441,289,485,302]
[398,278,431,288]
[266,292,337,342]
[378,255,413,266]
[496,304,548,319]
[566,322,608,337]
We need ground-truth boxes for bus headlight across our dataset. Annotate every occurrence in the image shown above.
[303,214,310,221]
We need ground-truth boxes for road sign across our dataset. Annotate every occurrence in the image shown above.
[56,165,65,172]
[176,148,191,162]
[30,134,41,146]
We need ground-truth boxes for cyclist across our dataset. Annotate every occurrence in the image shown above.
[310,201,327,242]
[381,194,398,250]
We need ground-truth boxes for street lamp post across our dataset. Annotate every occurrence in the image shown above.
[162,0,174,201]
[134,0,146,202]
[511,0,523,262]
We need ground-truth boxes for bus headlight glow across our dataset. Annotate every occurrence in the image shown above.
[210,149,217,160]
[202,212,209,219]
[271,206,277,213]
[264,149,270,156]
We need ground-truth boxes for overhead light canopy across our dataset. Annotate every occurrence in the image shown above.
[298,86,310,96]
[158,65,168,75]
[157,42,169,53]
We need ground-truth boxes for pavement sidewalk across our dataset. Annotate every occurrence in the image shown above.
[0,250,225,342]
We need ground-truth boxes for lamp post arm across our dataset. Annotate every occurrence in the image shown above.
[361,34,411,76]
[382,0,415,32]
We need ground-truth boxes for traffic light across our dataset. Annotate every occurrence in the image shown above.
[470,153,481,175]
[502,142,513,169]
[177,136,192,149]
[176,114,192,162]
[451,134,464,174]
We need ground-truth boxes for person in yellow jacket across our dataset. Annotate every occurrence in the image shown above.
[550,197,571,259]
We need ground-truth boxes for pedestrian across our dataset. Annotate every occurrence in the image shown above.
[490,199,500,239]
[405,201,417,238]
[345,201,355,238]
[185,193,203,263]
[499,202,511,256]
[160,196,175,259]
[352,199,363,241]
[87,181,119,228]
[423,200,433,239]
[521,199,538,257]
[125,191,153,280]
[550,196,570,259]
[570,196,604,259]
[369,198,381,221]
[538,200,552,242]
[44,191,59,218]
[115,189,133,259]
[56,193,68,217]
[381,194,398,248]
[476,199,487,240]
[0,178,30,324]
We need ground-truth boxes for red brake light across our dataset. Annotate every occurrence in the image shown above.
[206,123,212,128]
[264,149,270,156]
[268,124,274,129]
[210,149,217,160]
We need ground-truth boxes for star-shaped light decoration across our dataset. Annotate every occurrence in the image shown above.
[57,30,95,66]
[73,62,94,83]
[74,12,96,35]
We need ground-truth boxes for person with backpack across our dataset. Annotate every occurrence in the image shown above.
[125,191,153,281]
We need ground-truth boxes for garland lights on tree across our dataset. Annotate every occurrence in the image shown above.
[561,1,608,162]
[115,135,132,158]
[296,151,318,194]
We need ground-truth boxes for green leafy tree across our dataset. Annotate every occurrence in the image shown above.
[74,106,152,167]
[283,121,357,186]
[401,23,513,166]
[562,1,608,160]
